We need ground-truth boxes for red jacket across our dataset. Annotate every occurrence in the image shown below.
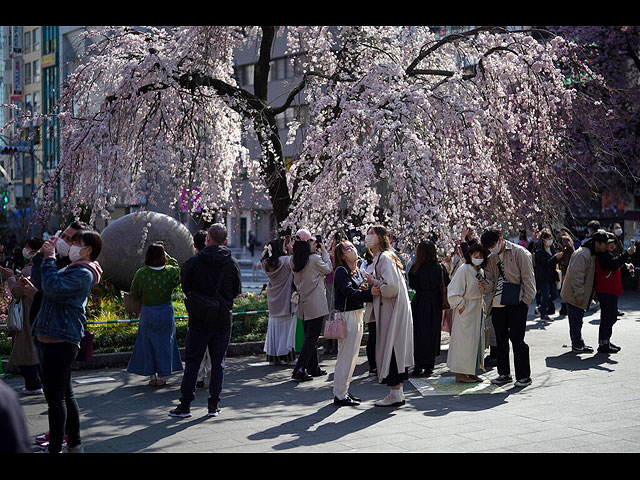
[594,258,622,297]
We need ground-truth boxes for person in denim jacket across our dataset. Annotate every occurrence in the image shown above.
[28,229,103,453]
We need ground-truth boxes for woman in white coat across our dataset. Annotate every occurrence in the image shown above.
[446,243,489,383]
[364,226,414,407]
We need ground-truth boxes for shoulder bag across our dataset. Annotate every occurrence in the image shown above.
[324,267,348,340]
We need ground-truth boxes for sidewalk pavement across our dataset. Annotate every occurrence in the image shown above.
[7,292,640,453]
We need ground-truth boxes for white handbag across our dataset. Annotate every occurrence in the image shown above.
[7,298,23,332]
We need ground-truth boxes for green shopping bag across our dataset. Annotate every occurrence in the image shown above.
[295,317,304,353]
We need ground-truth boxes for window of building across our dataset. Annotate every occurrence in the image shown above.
[24,62,31,85]
[23,31,31,53]
[33,59,40,83]
[33,28,40,51]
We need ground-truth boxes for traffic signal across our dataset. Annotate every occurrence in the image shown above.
[1,190,9,210]
[0,146,17,155]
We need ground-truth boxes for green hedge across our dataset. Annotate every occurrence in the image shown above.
[1,281,270,356]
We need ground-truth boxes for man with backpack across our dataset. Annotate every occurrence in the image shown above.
[169,223,242,418]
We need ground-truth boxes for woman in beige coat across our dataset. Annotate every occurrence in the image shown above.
[364,226,413,407]
[289,229,333,382]
[446,243,489,383]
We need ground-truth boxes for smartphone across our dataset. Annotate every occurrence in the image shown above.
[316,235,322,248]
[631,239,636,248]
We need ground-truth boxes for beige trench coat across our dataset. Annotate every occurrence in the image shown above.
[290,250,332,320]
[446,263,485,375]
[371,251,414,383]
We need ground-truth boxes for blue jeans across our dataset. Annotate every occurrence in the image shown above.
[179,328,232,407]
[597,293,618,344]
[566,303,586,347]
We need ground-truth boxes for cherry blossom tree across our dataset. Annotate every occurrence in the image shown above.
[283,26,598,250]
[2,26,610,253]
[36,26,297,226]
[544,26,640,213]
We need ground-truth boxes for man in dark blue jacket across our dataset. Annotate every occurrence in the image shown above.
[170,223,241,419]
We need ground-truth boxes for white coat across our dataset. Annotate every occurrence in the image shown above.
[371,251,414,383]
[446,263,486,375]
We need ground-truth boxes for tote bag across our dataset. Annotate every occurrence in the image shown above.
[7,298,23,332]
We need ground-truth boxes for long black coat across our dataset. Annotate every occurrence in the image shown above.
[534,247,560,286]
[408,262,450,369]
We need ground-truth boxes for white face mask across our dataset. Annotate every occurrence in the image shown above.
[471,257,484,266]
[545,239,554,248]
[489,239,502,256]
[364,234,377,249]
[56,238,71,257]
[22,248,35,260]
[68,245,86,263]
[614,229,623,237]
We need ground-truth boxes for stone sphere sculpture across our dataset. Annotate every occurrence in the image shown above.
[97,211,195,291]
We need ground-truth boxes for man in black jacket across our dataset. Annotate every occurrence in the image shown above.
[169,223,241,418]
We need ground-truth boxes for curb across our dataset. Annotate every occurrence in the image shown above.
[2,331,450,374]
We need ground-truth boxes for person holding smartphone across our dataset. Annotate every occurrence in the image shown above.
[30,229,103,453]
[593,233,636,353]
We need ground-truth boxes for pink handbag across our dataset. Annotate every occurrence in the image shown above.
[324,311,347,339]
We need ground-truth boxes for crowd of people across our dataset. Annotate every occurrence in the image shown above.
[0,217,636,452]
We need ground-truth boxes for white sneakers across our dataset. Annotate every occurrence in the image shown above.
[62,444,85,453]
[21,387,43,395]
[374,390,406,407]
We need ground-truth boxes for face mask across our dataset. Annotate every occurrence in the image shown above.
[614,229,622,237]
[471,257,484,266]
[22,248,35,260]
[545,239,553,248]
[364,234,377,249]
[56,238,71,257]
[489,240,502,256]
[68,245,86,263]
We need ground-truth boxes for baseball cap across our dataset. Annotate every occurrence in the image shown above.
[295,229,313,242]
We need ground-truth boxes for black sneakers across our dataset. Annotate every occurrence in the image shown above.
[169,403,191,418]
[572,344,594,353]
[598,343,620,354]
[491,375,513,386]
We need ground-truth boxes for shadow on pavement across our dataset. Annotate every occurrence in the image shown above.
[545,351,618,373]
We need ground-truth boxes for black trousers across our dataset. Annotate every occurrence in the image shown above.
[179,328,231,407]
[40,342,81,453]
[294,316,324,375]
[490,303,531,380]
[366,321,377,370]
[598,293,618,343]
[19,364,42,391]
